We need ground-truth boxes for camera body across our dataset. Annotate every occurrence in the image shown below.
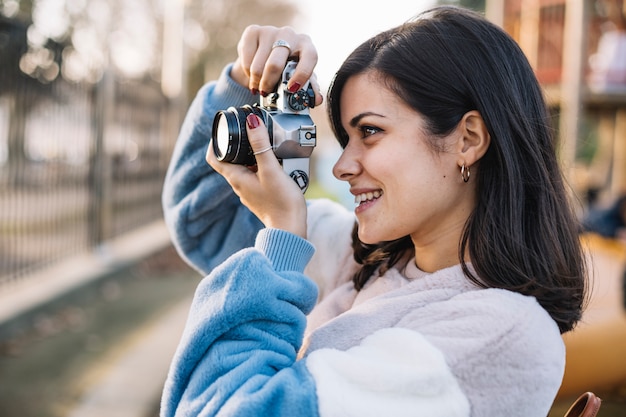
[212,61,316,192]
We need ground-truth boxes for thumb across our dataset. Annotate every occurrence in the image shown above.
[246,113,279,169]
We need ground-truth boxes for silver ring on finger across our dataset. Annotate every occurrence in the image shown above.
[271,39,291,54]
[253,145,273,155]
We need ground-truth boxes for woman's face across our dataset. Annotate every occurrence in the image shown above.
[332,71,475,248]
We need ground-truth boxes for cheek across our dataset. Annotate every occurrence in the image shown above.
[385,155,456,214]
[382,150,437,187]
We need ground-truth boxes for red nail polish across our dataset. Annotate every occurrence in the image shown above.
[288,82,301,93]
[246,113,260,129]
[251,88,259,96]
[260,91,268,97]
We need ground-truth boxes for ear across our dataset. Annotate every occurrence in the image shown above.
[454,110,490,167]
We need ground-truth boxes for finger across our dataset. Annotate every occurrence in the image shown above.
[256,29,295,95]
[258,30,317,96]
[206,138,242,174]
[205,138,256,196]
[239,25,283,94]
[308,73,324,107]
[257,51,318,99]
[251,25,310,96]
[205,138,219,167]
[282,40,318,94]
[237,25,263,82]
[245,113,281,171]
[251,52,279,96]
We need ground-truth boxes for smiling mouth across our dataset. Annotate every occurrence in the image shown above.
[354,190,383,206]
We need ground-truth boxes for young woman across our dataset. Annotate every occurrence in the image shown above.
[160,6,588,417]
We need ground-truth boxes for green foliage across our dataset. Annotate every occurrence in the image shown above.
[576,115,599,165]
[437,0,486,12]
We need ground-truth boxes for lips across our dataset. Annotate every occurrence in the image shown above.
[354,190,383,206]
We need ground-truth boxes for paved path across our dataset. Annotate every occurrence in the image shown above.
[68,296,191,417]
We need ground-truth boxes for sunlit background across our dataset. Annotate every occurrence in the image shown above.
[1,0,625,416]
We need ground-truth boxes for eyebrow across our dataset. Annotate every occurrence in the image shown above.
[349,112,386,128]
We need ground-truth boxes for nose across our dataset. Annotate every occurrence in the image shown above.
[332,142,361,181]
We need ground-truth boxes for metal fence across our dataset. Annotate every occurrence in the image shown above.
[0,54,183,289]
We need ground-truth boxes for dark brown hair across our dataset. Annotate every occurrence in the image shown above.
[327,6,588,334]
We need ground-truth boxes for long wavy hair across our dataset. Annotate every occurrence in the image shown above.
[326,6,588,334]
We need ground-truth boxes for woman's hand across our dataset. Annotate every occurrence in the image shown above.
[231,25,323,106]
[206,114,308,239]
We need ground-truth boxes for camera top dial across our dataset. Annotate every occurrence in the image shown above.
[287,89,314,112]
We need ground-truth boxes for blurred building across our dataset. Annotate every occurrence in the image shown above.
[0,0,188,288]
[487,0,626,206]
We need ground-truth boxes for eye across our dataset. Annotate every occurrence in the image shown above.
[359,125,382,138]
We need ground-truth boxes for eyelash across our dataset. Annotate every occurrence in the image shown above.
[359,125,381,138]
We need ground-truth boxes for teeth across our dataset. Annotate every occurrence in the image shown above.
[354,190,383,205]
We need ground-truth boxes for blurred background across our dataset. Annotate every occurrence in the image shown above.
[0,0,625,416]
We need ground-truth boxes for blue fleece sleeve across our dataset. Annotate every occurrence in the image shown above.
[160,229,320,417]
[161,64,263,275]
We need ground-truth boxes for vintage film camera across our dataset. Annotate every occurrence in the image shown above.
[212,61,317,192]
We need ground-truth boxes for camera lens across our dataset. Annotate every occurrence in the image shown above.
[215,115,232,159]
[212,105,269,166]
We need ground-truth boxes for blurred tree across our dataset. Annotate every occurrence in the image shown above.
[0,5,54,181]
[1,0,164,181]
[0,0,298,178]
[184,0,299,101]
[438,0,485,11]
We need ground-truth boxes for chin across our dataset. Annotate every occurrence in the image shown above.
[357,229,377,245]
[358,230,390,245]
[359,237,378,245]
[358,226,408,246]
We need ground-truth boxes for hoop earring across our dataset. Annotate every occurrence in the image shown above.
[461,164,470,183]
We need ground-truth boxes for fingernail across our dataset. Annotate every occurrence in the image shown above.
[288,82,301,93]
[251,88,258,96]
[246,113,260,129]
[260,90,268,97]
